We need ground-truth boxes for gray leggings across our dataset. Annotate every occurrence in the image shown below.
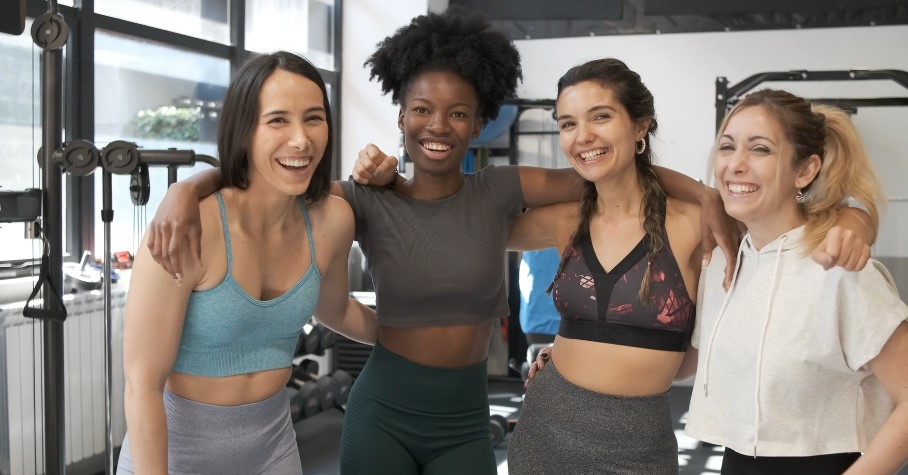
[508,361,678,475]
[117,388,302,475]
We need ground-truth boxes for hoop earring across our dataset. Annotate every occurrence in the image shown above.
[635,138,646,155]
[796,189,806,204]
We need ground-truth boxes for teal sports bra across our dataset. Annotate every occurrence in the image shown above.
[171,192,321,377]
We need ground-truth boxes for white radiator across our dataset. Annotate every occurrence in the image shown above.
[0,288,127,475]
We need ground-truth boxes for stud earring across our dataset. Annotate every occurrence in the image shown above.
[796,189,806,204]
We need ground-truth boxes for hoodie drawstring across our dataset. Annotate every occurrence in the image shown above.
[701,239,746,397]
[750,234,788,456]
[700,233,789,457]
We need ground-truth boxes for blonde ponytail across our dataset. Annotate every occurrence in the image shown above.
[801,104,884,250]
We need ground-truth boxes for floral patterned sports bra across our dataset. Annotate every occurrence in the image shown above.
[552,232,694,352]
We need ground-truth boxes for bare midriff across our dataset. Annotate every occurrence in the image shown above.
[551,335,685,396]
[166,367,291,406]
[378,320,494,368]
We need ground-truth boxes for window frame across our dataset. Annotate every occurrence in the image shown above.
[6,0,342,275]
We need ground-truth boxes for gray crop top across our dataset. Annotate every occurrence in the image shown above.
[339,165,524,327]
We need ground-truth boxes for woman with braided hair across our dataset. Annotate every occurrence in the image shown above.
[505,58,702,474]
[504,61,882,474]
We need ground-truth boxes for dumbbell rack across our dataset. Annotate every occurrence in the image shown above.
[286,322,354,424]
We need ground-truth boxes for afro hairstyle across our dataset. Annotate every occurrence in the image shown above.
[364,8,522,123]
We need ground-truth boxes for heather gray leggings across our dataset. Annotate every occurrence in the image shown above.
[117,388,301,475]
[508,361,678,475]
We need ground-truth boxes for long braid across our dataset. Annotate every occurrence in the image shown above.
[549,58,666,305]
[636,149,667,305]
[546,181,597,294]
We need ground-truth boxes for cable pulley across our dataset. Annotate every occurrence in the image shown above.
[101,140,140,175]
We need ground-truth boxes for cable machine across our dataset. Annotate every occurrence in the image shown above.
[714,68,908,130]
[1,2,218,474]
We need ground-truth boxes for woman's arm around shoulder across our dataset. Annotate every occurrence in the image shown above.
[309,195,377,344]
[507,201,579,252]
[845,321,908,474]
[123,218,209,475]
[146,168,223,280]
[516,166,584,208]
[811,207,878,271]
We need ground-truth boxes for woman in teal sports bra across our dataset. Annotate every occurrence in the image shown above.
[118,52,377,475]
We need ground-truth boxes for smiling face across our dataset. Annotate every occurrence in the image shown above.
[714,105,820,243]
[555,81,648,185]
[398,70,482,179]
[247,69,329,197]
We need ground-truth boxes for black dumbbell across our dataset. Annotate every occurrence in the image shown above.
[331,369,353,407]
[291,361,337,411]
[490,414,509,447]
[285,380,321,421]
[295,323,322,356]
[319,326,339,351]
[297,358,319,377]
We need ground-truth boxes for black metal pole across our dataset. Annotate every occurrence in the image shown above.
[102,170,114,475]
[40,26,66,475]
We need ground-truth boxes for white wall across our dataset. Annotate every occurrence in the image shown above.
[515,25,908,266]
[339,0,429,177]
[515,25,908,180]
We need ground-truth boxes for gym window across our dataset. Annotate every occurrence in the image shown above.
[0,0,341,302]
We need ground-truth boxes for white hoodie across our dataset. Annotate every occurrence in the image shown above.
[685,225,907,457]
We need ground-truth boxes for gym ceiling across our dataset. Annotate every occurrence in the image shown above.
[449,0,908,40]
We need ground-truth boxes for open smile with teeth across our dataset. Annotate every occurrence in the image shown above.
[578,148,608,162]
[727,182,758,194]
[278,158,311,170]
[422,141,453,153]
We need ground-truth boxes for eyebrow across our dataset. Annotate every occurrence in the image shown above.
[409,97,475,109]
[262,107,326,117]
[720,133,777,145]
[556,104,617,121]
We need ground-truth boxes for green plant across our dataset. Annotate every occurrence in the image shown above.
[127,106,201,141]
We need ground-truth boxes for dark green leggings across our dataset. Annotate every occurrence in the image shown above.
[340,343,496,475]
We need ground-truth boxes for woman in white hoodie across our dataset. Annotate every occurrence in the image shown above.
[686,89,908,474]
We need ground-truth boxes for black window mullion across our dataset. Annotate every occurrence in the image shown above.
[94,14,233,58]
[329,0,342,179]
[231,0,245,67]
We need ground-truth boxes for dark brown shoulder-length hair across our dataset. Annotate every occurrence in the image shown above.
[218,51,333,202]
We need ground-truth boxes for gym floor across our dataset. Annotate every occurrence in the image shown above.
[292,381,808,475]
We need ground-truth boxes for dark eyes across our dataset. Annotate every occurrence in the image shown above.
[412,107,468,118]
[266,115,325,124]
[718,143,770,153]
